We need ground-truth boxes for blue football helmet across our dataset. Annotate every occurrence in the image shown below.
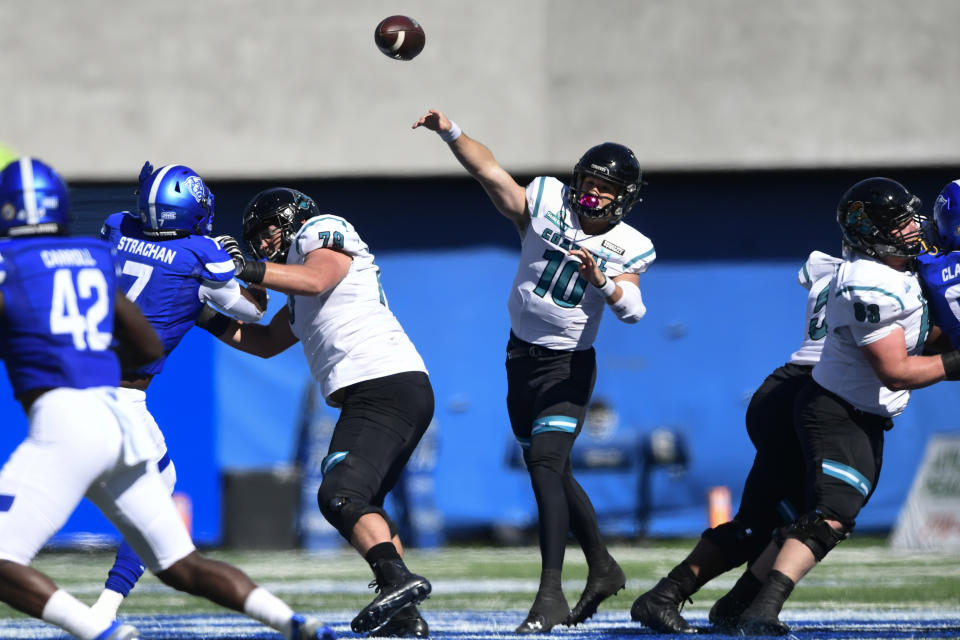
[567,142,643,226]
[137,162,214,238]
[0,157,71,237]
[933,180,960,253]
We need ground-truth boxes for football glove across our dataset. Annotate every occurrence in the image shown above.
[214,235,246,277]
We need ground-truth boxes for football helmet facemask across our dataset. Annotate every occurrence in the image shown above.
[0,157,70,238]
[836,177,930,259]
[137,162,215,239]
[567,142,642,226]
[242,187,319,262]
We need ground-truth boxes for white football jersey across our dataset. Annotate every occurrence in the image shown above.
[286,214,427,404]
[788,251,842,366]
[508,177,655,350]
[813,253,929,417]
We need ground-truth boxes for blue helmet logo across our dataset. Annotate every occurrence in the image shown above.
[934,180,960,253]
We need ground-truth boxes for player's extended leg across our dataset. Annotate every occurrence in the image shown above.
[738,382,883,637]
[0,388,143,639]
[91,387,178,620]
[91,449,177,620]
[634,364,811,635]
[505,338,597,634]
[88,442,333,640]
[316,372,434,636]
[563,464,625,626]
[513,429,577,634]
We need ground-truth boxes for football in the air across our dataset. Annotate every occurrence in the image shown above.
[374,15,425,61]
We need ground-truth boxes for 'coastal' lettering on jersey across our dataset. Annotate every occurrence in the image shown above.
[40,248,97,268]
[116,236,177,265]
[544,210,569,233]
[942,263,960,283]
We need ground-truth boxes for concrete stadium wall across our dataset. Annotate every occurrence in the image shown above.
[2,0,959,179]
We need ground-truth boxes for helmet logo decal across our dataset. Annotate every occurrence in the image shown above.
[184,175,207,207]
[846,201,874,235]
[1,203,15,221]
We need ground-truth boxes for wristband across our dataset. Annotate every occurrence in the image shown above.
[438,121,462,143]
[195,306,233,337]
[942,350,960,380]
[238,260,266,284]
[595,275,617,298]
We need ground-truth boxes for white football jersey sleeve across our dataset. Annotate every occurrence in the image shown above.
[286,214,426,404]
[788,251,842,366]
[813,254,929,417]
[507,177,655,350]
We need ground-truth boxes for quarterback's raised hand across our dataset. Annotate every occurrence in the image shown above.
[411,108,452,134]
[214,235,246,277]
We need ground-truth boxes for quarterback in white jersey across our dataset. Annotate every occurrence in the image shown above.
[211,188,433,638]
[736,178,960,637]
[512,176,655,350]
[414,109,651,634]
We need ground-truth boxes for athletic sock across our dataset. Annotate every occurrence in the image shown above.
[243,586,295,632]
[41,589,113,640]
[103,542,146,597]
[89,589,124,621]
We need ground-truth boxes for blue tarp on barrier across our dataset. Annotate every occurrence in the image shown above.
[2,249,957,545]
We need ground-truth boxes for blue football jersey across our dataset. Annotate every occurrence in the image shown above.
[100,212,235,374]
[0,236,121,397]
[916,251,960,348]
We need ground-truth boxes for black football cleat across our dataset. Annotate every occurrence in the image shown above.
[515,589,570,634]
[565,556,626,626]
[738,615,790,637]
[709,570,763,632]
[708,595,745,633]
[737,569,794,637]
[352,570,432,634]
[630,577,696,634]
[369,604,429,638]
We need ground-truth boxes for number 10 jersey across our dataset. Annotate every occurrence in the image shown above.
[509,176,656,351]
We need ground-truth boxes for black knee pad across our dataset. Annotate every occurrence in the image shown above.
[316,455,389,540]
[701,520,768,567]
[787,510,850,561]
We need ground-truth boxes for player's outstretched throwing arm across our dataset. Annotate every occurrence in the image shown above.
[413,108,528,232]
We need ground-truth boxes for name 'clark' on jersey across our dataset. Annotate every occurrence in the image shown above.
[0,236,120,396]
[915,250,960,348]
[788,251,842,366]
[510,176,655,350]
[286,214,426,404]
[813,253,929,418]
[101,212,236,375]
